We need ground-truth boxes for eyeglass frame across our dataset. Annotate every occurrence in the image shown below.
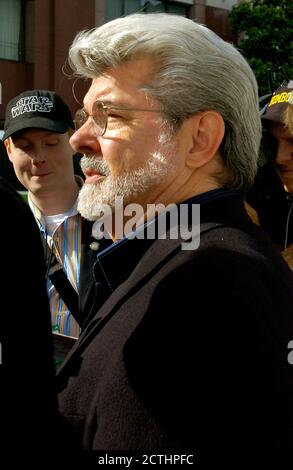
[73,100,161,136]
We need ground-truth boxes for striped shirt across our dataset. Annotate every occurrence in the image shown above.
[29,196,82,338]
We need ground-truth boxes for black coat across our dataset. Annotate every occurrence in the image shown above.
[0,178,59,462]
[78,218,98,326]
[57,194,293,459]
[79,224,113,328]
[246,161,293,249]
[0,178,85,465]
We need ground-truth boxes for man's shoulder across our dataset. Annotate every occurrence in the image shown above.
[0,177,22,203]
[246,161,287,208]
[138,220,291,284]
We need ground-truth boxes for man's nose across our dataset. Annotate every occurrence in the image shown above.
[70,122,102,155]
[31,153,46,164]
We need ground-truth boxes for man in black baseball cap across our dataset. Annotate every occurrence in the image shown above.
[3,89,92,343]
[2,89,74,140]
[246,80,293,251]
[262,81,293,125]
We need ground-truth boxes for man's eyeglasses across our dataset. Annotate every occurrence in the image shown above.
[73,100,161,136]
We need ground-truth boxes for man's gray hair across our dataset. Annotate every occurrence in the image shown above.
[69,13,261,192]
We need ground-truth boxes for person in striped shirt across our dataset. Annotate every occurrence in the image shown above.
[2,89,90,338]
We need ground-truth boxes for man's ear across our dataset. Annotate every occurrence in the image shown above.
[185,111,225,169]
[3,138,13,162]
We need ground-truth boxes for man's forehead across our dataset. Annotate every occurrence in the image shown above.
[83,80,114,109]
[83,59,157,109]
[12,129,59,141]
[269,122,292,138]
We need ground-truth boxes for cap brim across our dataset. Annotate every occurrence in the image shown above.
[262,113,282,124]
[2,116,72,141]
[261,104,286,124]
[261,86,293,124]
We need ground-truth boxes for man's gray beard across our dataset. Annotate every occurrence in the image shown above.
[77,144,176,221]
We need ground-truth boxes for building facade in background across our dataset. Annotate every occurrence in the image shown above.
[0,0,239,187]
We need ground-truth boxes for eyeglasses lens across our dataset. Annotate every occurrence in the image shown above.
[92,101,107,135]
[74,109,87,131]
[74,102,107,136]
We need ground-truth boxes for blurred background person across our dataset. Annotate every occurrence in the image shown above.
[0,176,59,462]
[2,90,97,340]
[247,80,293,251]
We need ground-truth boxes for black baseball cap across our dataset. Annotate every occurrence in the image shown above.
[2,89,74,140]
[262,80,293,124]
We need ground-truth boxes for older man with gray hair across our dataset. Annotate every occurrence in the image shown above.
[57,13,293,458]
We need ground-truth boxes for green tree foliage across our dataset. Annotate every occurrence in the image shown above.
[229,0,293,96]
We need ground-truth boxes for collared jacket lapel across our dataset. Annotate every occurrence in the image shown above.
[57,219,220,375]
[78,218,100,326]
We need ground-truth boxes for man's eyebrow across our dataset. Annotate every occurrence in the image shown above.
[83,100,136,111]
[13,131,57,142]
[13,135,30,143]
[42,132,59,138]
[102,100,128,107]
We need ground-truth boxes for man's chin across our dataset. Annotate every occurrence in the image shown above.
[76,206,99,221]
[77,197,113,221]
